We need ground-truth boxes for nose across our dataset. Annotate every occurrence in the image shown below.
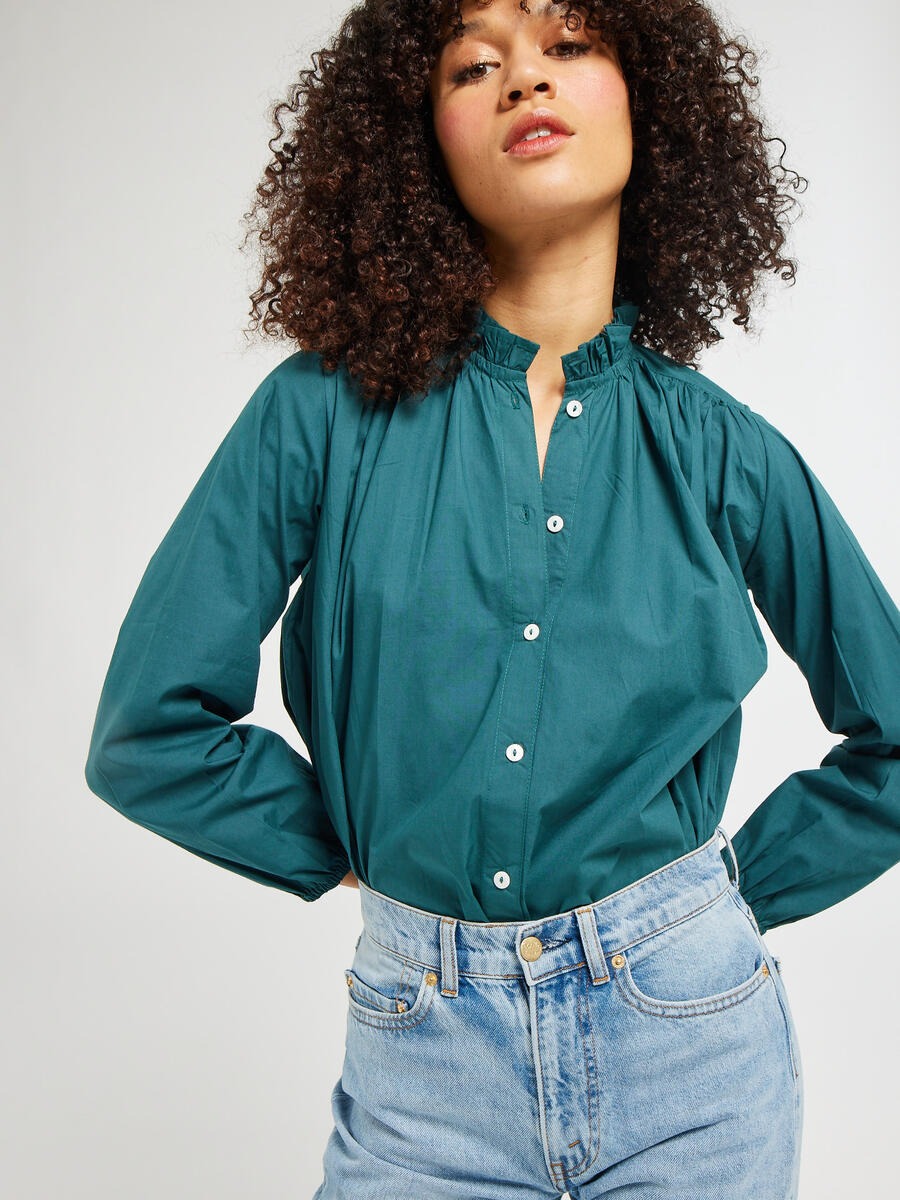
[507,77,553,102]
[503,44,559,104]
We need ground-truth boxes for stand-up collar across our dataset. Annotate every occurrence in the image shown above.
[472,301,641,382]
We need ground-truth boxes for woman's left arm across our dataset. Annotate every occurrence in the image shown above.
[726,409,900,936]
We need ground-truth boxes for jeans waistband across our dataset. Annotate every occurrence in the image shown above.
[356,826,743,998]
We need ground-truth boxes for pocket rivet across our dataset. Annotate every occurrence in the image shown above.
[346,976,353,987]
[611,954,625,969]
[425,971,438,986]
[762,963,770,976]
[396,1000,407,1012]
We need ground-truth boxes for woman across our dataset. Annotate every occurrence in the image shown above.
[84,1,900,1196]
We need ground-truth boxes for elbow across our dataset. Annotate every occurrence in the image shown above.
[84,698,138,813]
[84,730,123,812]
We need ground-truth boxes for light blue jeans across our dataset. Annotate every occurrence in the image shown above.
[313,827,803,1198]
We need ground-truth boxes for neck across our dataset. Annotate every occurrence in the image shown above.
[478,202,621,372]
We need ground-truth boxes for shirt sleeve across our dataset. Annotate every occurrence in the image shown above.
[83,352,351,902]
[724,408,900,935]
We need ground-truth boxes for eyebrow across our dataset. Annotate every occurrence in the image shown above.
[456,1,573,38]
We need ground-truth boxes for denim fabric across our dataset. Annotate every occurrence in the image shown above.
[313,827,803,1198]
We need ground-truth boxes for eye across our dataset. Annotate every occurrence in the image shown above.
[452,39,592,85]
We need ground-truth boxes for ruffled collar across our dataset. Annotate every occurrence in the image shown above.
[471,300,641,382]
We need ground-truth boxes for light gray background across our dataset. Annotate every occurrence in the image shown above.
[4,1,898,1196]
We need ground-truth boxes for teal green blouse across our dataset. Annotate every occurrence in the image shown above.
[84,303,900,935]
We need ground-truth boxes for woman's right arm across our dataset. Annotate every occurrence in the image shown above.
[84,352,350,903]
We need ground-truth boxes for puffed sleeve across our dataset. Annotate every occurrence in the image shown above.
[725,408,900,934]
[83,353,351,902]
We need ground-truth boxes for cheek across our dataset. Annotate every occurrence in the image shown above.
[433,105,475,168]
[575,68,631,135]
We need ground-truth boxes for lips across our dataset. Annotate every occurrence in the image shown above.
[503,108,574,152]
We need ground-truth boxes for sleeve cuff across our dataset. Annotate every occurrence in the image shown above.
[296,849,353,903]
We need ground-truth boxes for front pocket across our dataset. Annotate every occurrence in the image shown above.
[345,963,437,1029]
[611,887,771,1018]
[344,929,438,1030]
[614,948,771,1016]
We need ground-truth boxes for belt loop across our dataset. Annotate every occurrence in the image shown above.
[439,917,459,997]
[717,823,739,891]
[575,906,611,986]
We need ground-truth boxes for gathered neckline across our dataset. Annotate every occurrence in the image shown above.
[471,300,641,382]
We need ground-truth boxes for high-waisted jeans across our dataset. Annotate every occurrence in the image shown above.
[312,826,803,1198]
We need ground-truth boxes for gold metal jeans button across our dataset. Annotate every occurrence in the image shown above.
[520,935,543,961]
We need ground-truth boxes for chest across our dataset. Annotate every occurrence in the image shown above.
[526,371,567,483]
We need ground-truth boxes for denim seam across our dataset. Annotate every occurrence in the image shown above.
[354,931,419,1003]
[769,966,801,1081]
[530,984,554,1184]
[729,893,800,1081]
[529,959,589,985]
[346,969,436,1029]
[613,959,770,1018]
[344,967,411,1018]
[549,978,602,1184]
[610,882,732,959]
[575,980,603,1179]
[397,957,413,999]
[440,916,459,997]
[363,931,436,973]
[360,881,731,981]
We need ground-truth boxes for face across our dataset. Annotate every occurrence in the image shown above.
[428,0,632,246]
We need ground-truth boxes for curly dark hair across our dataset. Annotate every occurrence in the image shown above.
[239,0,808,405]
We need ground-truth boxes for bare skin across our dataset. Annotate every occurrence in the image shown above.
[428,0,632,461]
[339,5,633,888]
[528,364,567,481]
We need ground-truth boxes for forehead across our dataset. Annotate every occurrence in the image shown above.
[449,0,578,40]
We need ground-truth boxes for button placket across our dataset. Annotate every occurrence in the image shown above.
[481,376,590,915]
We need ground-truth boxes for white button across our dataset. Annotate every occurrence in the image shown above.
[505,743,525,762]
[546,514,564,532]
[493,870,511,889]
[523,623,540,640]
[566,399,583,417]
